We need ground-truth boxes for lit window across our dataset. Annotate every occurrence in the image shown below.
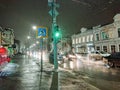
[76,38,79,44]
[90,35,93,41]
[86,35,89,42]
[79,38,81,43]
[72,39,75,44]
[82,37,85,42]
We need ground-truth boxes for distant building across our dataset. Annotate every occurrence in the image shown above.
[14,39,21,54]
[0,28,14,46]
[72,13,120,53]
[72,27,94,53]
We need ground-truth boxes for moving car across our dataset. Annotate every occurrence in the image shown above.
[0,46,11,65]
[89,51,110,60]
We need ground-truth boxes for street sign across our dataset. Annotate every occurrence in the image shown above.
[48,0,56,3]
[36,27,48,38]
[48,0,53,7]
[49,9,59,17]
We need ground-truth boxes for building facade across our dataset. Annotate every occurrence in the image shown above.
[72,27,94,53]
[72,13,120,53]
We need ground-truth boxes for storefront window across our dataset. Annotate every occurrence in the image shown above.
[96,46,100,51]
[103,46,107,52]
[111,45,116,53]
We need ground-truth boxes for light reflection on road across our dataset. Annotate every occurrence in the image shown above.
[62,55,120,90]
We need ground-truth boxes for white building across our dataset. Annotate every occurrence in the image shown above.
[72,27,94,53]
[72,13,120,53]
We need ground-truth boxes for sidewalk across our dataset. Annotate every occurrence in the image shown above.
[36,60,99,90]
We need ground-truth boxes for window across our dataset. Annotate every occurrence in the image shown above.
[118,28,120,37]
[111,45,116,53]
[76,38,78,44]
[79,38,81,43]
[101,32,108,40]
[119,45,120,52]
[96,46,100,51]
[96,34,99,41]
[103,46,107,52]
[82,37,85,42]
[90,35,93,41]
[109,31,113,38]
[86,35,89,42]
[72,39,75,44]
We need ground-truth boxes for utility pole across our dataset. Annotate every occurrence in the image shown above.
[48,0,59,71]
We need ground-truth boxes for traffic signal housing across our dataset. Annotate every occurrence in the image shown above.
[54,25,61,40]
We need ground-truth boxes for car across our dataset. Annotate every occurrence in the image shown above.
[49,52,64,64]
[103,52,120,67]
[89,51,111,60]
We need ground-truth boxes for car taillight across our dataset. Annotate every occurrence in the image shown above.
[0,47,7,54]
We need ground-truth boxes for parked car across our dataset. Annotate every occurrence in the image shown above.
[49,52,64,64]
[103,52,120,67]
[89,51,110,60]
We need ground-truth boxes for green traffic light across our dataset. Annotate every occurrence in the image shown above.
[55,32,60,37]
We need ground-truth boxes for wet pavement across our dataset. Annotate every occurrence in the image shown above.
[1,53,120,90]
[0,54,98,90]
[0,54,55,90]
[62,55,120,90]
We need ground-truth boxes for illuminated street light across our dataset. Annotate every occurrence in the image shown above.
[32,26,37,30]
[36,41,39,44]
[27,36,31,39]
[33,44,36,46]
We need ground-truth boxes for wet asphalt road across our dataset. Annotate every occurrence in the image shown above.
[63,56,120,90]
[1,54,120,90]
[0,54,55,90]
[77,61,120,90]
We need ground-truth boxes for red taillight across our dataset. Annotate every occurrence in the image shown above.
[0,47,7,54]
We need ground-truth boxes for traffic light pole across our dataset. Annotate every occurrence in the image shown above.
[51,0,58,71]
[48,1,59,90]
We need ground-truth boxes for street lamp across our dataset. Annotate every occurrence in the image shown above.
[27,36,31,39]
[32,26,37,30]
[36,41,39,44]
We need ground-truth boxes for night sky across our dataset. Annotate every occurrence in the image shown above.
[0,0,120,43]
